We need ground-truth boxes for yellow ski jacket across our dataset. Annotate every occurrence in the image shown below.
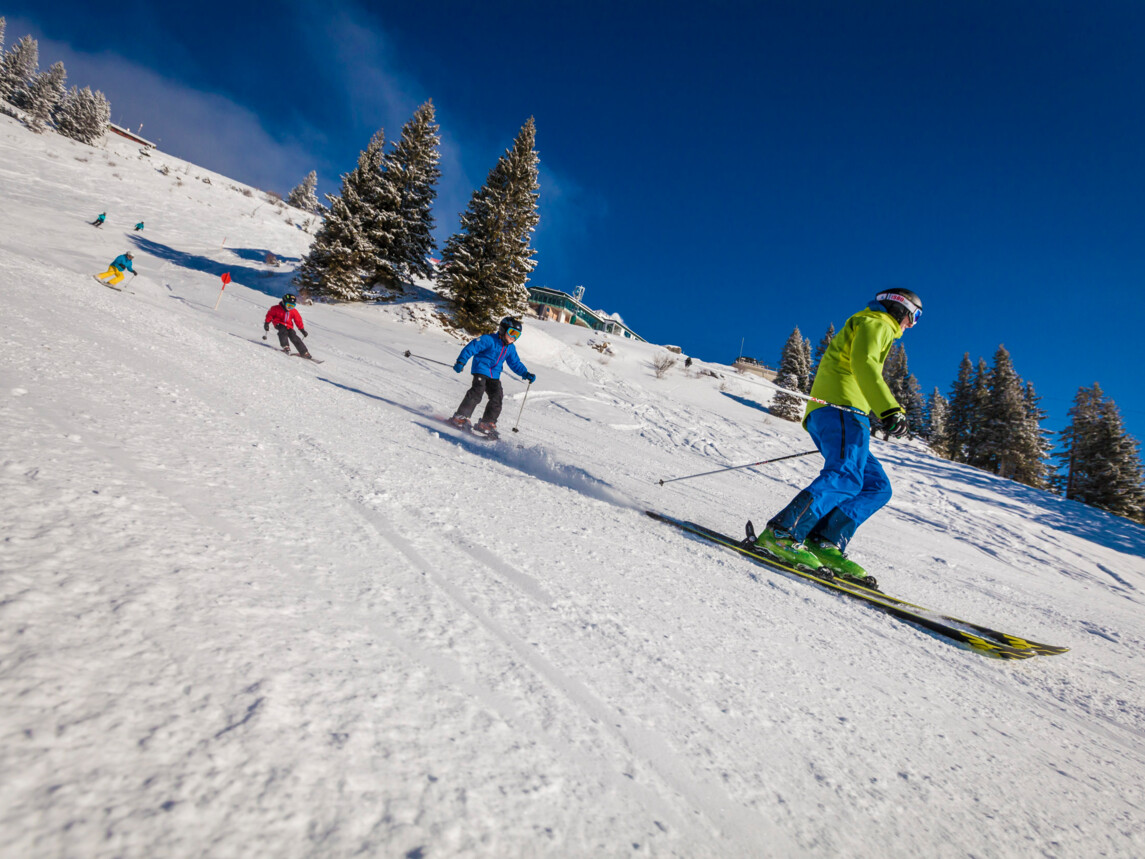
[805,303,903,426]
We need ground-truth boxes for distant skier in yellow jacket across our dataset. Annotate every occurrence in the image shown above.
[753,289,923,587]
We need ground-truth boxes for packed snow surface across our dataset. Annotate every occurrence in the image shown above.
[3,115,1145,857]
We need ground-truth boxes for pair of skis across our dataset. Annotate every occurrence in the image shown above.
[94,274,134,294]
[647,511,1068,660]
[437,416,500,441]
[247,338,324,363]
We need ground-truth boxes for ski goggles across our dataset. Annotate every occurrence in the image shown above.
[877,292,922,324]
[504,327,522,341]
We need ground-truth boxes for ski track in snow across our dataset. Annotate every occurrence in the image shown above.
[4,115,1145,857]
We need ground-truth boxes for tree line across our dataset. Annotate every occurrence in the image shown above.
[2,18,541,338]
[0,20,111,143]
[770,323,1145,524]
[289,104,540,336]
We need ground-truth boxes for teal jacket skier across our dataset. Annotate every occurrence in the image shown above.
[95,252,136,286]
[753,289,923,587]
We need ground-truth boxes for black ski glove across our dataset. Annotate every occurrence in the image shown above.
[300,329,308,338]
[264,323,270,332]
[880,408,908,439]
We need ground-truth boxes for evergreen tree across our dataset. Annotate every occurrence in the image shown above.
[1056,384,1145,522]
[0,17,6,53]
[356,134,404,292]
[0,33,38,106]
[385,99,442,283]
[440,118,540,332]
[1017,381,1054,489]
[881,343,925,436]
[294,130,399,300]
[901,374,925,437]
[810,323,835,383]
[53,85,110,145]
[286,170,322,214]
[771,326,809,421]
[977,345,1047,486]
[24,60,66,132]
[964,357,991,469]
[943,354,977,462]
[925,388,950,449]
[800,336,813,392]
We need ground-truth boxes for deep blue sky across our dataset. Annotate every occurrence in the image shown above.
[8,0,1145,446]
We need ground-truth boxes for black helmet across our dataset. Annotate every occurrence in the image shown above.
[498,316,523,339]
[875,288,922,325]
[282,293,297,307]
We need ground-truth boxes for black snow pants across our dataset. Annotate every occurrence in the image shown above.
[455,374,504,424]
[275,324,307,355]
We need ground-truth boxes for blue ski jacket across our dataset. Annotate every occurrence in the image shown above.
[456,333,529,380]
[111,254,135,273]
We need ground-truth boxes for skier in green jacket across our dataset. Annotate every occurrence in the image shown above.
[753,289,923,587]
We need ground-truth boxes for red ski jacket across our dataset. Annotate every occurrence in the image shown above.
[265,304,305,331]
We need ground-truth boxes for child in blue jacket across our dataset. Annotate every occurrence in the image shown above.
[450,316,536,438]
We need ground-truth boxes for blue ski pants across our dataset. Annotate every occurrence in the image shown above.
[767,408,893,551]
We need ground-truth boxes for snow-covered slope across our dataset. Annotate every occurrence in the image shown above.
[3,115,1145,858]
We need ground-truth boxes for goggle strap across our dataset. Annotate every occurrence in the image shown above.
[876,292,922,321]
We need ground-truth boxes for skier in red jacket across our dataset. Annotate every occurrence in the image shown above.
[264,293,312,358]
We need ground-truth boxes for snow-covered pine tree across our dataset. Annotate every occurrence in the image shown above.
[440,118,540,332]
[286,170,322,214]
[355,132,404,293]
[880,343,925,436]
[810,323,835,383]
[943,353,977,463]
[771,327,809,421]
[293,192,368,300]
[385,99,442,284]
[1055,384,1145,522]
[1016,381,1053,489]
[294,130,401,300]
[977,345,1047,486]
[1056,384,1101,500]
[964,357,992,469]
[0,33,38,107]
[901,375,925,437]
[53,85,111,145]
[925,387,950,450]
[0,17,6,53]
[24,60,66,132]
[800,336,813,393]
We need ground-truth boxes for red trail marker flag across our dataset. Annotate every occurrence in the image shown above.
[214,271,232,310]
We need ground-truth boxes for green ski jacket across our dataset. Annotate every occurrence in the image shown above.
[805,303,902,425]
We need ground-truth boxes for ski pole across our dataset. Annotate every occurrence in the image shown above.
[512,381,532,433]
[403,349,453,368]
[742,375,869,417]
[657,449,819,486]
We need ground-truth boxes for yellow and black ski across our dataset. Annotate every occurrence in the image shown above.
[647,511,1068,660]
